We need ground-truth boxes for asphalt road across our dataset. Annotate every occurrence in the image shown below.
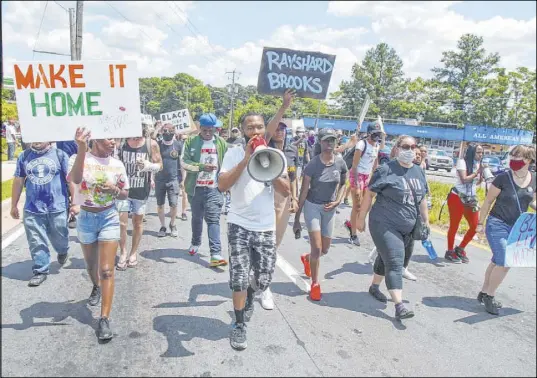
[1,195,535,377]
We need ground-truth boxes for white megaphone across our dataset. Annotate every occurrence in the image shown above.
[247,136,286,183]
[482,166,494,183]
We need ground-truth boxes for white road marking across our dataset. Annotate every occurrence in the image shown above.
[276,254,311,293]
[1,226,25,250]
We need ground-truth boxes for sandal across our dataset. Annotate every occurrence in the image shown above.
[116,258,128,271]
[127,257,138,268]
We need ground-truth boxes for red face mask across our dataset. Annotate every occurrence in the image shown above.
[509,159,526,171]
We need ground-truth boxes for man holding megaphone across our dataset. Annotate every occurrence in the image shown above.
[218,111,290,351]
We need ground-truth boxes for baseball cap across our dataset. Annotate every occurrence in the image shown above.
[319,128,337,141]
[367,121,382,134]
[231,127,239,132]
[199,113,222,127]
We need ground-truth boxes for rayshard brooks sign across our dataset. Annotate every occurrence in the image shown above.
[257,47,336,100]
[13,60,142,143]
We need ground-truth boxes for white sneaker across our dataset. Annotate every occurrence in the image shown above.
[368,247,378,263]
[188,245,199,256]
[403,268,417,281]
[261,287,274,310]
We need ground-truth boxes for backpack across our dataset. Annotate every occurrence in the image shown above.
[342,138,367,169]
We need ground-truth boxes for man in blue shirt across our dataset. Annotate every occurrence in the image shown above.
[10,142,73,286]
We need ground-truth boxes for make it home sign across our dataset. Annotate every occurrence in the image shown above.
[13,60,142,142]
[257,47,336,100]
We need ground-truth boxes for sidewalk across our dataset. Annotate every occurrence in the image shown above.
[1,192,24,236]
[2,160,17,182]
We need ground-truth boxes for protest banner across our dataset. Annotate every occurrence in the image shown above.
[159,108,192,131]
[505,212,536,268]
[257,47,336,100]
[13,61,142,142]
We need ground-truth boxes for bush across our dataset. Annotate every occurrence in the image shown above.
[428,180,486,234]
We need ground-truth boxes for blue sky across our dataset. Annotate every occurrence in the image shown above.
[2,1,536,95]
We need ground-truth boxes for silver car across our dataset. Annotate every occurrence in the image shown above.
[427,150,453,172]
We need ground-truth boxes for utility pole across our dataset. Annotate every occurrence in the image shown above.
[69,8,76,60]
[185,86,190,109]
[226,69,240,137]
[514,85,520,129]
[313,100,322,133]
[75,1,84,60]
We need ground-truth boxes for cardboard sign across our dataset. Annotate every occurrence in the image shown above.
[257,47,336,100]
[505,212,536,268]
[13,61,142,142]
[159,108,191,131]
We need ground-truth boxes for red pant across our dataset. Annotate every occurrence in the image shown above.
[447,192,479,251]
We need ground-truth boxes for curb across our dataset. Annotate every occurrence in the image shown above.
[430,226,491,252]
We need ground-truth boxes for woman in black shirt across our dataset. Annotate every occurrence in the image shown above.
[477,145,536,315]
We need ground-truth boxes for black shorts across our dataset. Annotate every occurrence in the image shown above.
[155,180,179,207]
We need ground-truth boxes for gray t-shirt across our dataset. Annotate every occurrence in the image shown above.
[304,155,348,205]
[368,160,429,234]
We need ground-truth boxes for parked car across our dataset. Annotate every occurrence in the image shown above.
[426,149,453,172]
[482,156,505,176]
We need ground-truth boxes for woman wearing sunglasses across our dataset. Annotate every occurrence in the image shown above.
[357,135,429,319]
[476,145,536,315]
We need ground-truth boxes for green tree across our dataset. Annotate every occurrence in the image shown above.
[432,33,500,123]
[333,43,406,118]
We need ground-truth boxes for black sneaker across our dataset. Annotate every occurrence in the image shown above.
[483,294,499,315]
[344,198,350,206]
[230,322,247,350]
[97,317,113,340]
[454,246,470,263]
[477,291,503,308]
[445,250,462,263]
[244,296,255,322]
[157,226,167,238]
[58,253,69,265]
[369,286,387,303]
[68,216,77,229]
[169,224,178,238]
[28,273,47,287]
[88,285,101,306]
[181,213,188,221]
[395,305,415,320]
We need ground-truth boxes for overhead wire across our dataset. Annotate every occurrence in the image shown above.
[32,1,49,59]
[53,1,68,12]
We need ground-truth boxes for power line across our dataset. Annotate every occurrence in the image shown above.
[106,2,157,44]
[32,1,49,60]
[53,1,68,12]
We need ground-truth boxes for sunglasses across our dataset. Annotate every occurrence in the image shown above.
[400,144,417,150]
[163,130,174,134]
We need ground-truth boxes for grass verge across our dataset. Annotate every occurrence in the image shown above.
[1,178,14,202]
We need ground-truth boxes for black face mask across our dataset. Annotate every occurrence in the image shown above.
[162,133,174,141]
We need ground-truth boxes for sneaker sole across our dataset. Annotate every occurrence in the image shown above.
[98,333,113,341]
[230,340,247,350]
[210,260,228,267]
[88,298,101,307]
[396,311,415,320]
[446,258,462,264]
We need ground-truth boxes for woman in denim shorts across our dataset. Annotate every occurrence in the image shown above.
[68,128,130,341]
[477,145,536,315]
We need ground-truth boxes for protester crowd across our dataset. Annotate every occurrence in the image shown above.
[9,90,536,349]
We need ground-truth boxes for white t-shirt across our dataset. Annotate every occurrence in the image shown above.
[455,159,480,195]
[355,139,378,174]
[196,139,218,188]
[68,152,130,208]
[221,147,287,232]
[6,125,17,143]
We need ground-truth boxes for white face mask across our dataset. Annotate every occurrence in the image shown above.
[398,149,415,165]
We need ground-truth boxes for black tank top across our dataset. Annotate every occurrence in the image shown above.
[120,140,151,200]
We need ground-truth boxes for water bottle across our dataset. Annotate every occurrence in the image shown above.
[422,239,438,260]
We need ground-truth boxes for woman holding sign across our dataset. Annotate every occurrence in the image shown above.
[68,128,130,340]
[477,145,536,315]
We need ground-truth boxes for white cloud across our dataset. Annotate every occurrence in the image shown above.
[2,0,535,98]
[327,1,536,79]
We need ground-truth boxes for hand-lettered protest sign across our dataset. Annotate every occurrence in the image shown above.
[257,47,336,100]
[159,109,191,131]
[505,212,536,267]
[13,61,142,142]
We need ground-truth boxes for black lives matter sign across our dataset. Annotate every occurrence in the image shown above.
[257,47,336,100]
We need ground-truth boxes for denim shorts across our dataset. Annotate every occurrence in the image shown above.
[485,215,512,267]
[77,207,120,245]
[303,200,336,237]
[116,198,147,215]
[155,180,179,207]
